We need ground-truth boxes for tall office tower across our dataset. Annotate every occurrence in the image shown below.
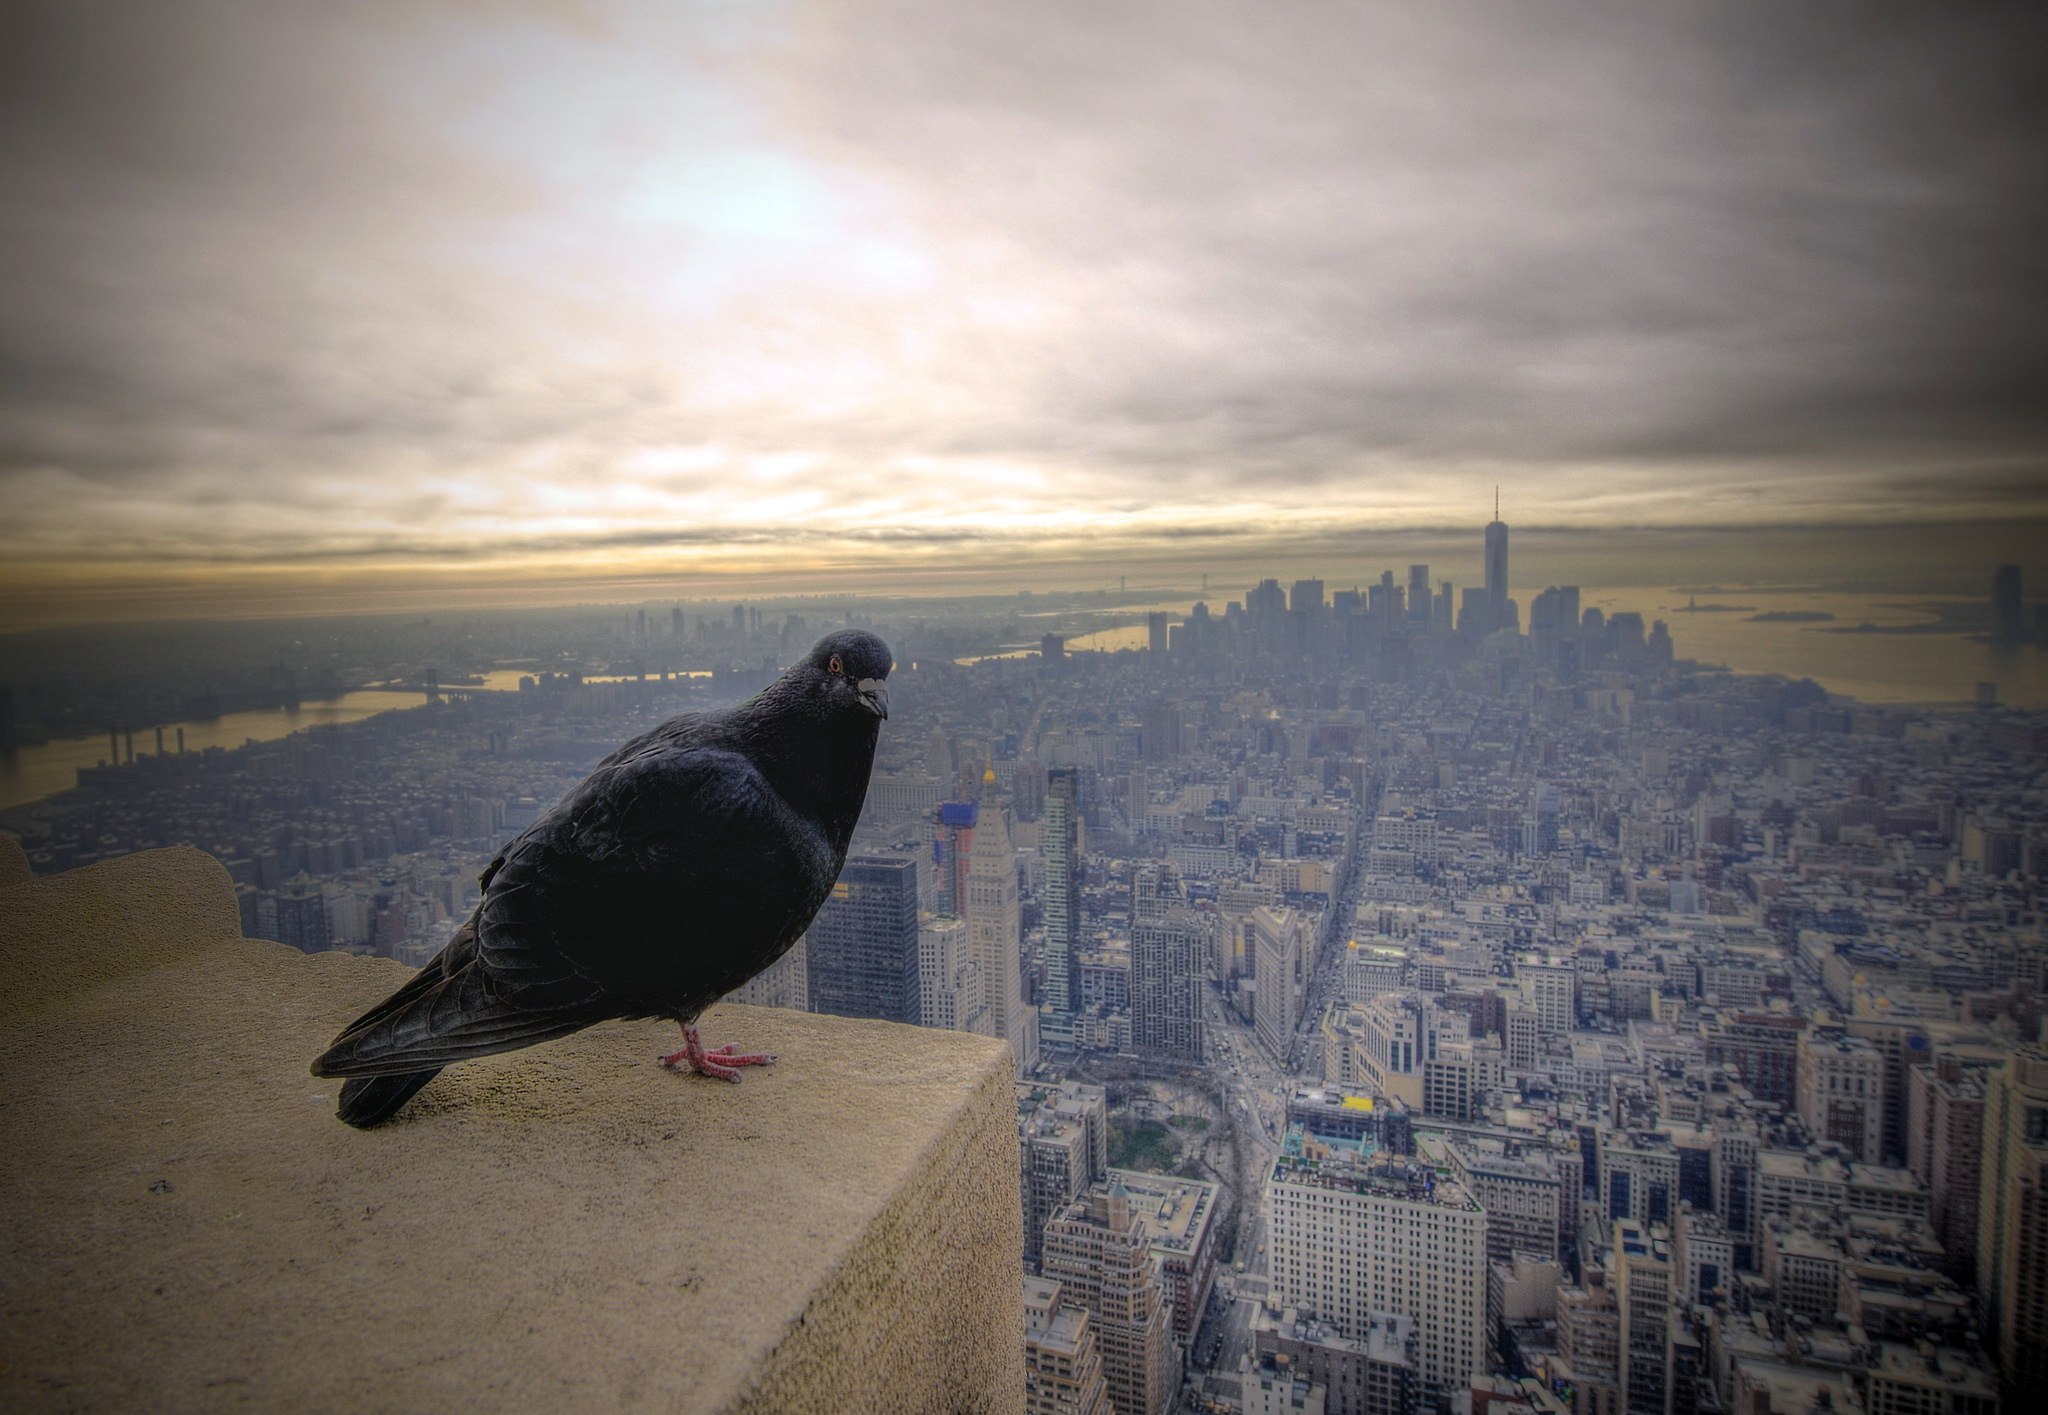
[1529,586,1565,660]
[932,800,977,916]
[1130,864,1205,1062]
[1906,1054,1990,1284]
[1435,581,1454,633]
[726,931,808,1010]
[1368,571,1394,622]
[1847,1015,1932,1167]
[1556,585,1581,639]
[1613,1222,1672,1415]
[1042,768,1082,1040]
[807,856,920,1024]
[1042,1182,1174,1415]
[1268,1151,1487,1409]
[968,802,1037,1070]
[1146,611,1168,657]
[1407,565,1431,626]
[1248,578,1289,651]
[1977,1044,2048,1394]
[1796,1027,1886,1163]
[1485,495,1510,634]
[1992,564,2024,642]
[1024,1277,1113,1415]
[1290,578,1325,615]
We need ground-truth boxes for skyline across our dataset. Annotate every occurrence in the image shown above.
[3,2,2046,626]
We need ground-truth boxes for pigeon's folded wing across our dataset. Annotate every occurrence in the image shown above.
[474,746,835,1007]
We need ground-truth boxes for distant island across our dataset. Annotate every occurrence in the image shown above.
[1672,602,1756,613]
[1746,610,1835,623]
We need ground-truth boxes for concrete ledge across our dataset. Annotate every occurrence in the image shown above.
[0,838,1023,1412]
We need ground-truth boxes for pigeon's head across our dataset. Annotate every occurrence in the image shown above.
[804,630,892,721]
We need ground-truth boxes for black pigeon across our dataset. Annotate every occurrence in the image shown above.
[311,630,892,1127]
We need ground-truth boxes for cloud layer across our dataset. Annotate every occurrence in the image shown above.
[2,0,2044,615]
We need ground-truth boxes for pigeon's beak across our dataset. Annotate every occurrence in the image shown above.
[857,678,889,719]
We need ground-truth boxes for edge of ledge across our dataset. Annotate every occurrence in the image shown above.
[0,840,245,1019]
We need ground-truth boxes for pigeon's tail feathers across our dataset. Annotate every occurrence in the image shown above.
[336,1070,442,1128]
[312,963,598,1079]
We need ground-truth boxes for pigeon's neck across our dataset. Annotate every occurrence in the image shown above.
[741,695,878,844]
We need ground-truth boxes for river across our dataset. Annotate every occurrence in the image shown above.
[0,689,430,813]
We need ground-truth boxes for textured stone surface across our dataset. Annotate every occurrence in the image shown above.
[0,839,1024,1412]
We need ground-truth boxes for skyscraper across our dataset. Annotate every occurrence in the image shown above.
[1977,1044,2048,1395]
[1130,864,1205,1062]
[968,800,1036,1070]
[1043,768,1082,1041]
[1146,611,1168,657]
[807,855,921,1024]
[933,800,977,916]
[1407,564,1431,627]
[1485,493,1510,635]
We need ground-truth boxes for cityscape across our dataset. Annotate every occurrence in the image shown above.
[6,1,2047,1408]
[4,508,2045,1415]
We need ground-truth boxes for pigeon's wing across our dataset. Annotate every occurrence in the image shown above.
[310,916,605,1078]
[473,744,833,1004]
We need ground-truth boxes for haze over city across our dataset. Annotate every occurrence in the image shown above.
[3,2,2046,628]
[8,9,2048,1410]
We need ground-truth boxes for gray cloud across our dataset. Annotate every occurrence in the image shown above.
[1,0,2044,584]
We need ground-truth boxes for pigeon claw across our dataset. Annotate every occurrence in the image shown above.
[660,1024,777,1083]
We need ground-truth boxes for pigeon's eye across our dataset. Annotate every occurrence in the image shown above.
[828,654,844,675]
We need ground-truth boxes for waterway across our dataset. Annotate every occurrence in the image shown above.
[1587,588,2048,708]
[0,668,724,813]
[0,689,428,813]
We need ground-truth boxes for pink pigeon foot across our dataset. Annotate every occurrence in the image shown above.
[660,1024,777,1082]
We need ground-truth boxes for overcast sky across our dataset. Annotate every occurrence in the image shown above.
[2,1,2044,622]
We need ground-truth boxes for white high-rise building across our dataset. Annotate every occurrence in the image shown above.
[968,802,1038,1071]
[918,915,985,1034]
[1268,1150,1487,1409]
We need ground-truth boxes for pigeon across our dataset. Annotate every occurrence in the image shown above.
[311,630,892,1127]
